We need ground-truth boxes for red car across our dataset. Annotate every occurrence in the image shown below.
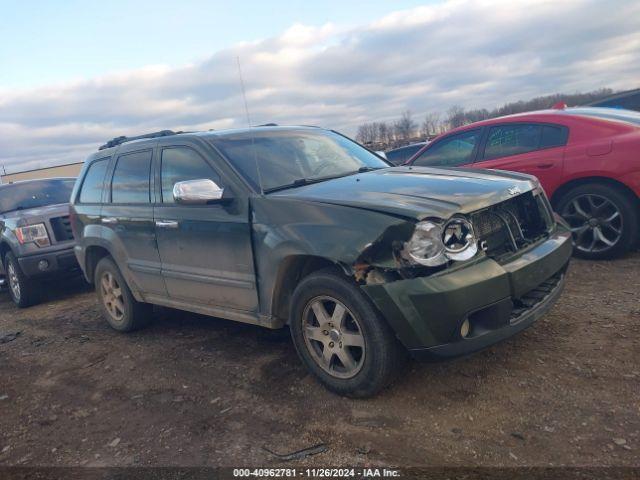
[407,106,640,259]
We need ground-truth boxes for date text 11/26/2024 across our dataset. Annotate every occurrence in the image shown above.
[232,468,401,478]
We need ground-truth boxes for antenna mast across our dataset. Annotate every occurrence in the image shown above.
[236,56,264,196]
[237,57,252,127]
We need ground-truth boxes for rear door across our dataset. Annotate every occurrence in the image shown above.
[473,123,568,194]
[100,144,167,296]
[153,141,258,312]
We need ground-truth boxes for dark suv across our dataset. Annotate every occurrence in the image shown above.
[70,127,572,397]
[0,178,79,307]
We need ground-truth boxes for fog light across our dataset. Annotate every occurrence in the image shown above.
[460,319,470,338]
[38,259,49,271]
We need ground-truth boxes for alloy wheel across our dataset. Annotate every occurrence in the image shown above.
[100,272,125,322]
[7,262,20,302]
[561,194,623,254]
[302,296,365,379]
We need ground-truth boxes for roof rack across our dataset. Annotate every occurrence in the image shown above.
[254,123,323,128]
[99,130,180,150]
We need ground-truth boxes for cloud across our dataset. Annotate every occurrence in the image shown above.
[1,0,639,173]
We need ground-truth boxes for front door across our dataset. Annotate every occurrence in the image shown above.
[410,129,482,168]
[100,147,167,296]
[153,145,258,313]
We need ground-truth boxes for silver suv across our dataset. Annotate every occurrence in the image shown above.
[0,178,79,307]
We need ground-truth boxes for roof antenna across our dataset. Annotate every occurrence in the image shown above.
[236,56,264,195]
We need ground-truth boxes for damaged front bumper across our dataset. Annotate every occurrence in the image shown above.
[361,225,572,359]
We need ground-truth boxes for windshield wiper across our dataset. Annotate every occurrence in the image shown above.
[263,167,383,194]
[264,178,312,194]
[357,166,379,173]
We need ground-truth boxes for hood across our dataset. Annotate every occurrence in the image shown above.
[0,203,70,227]
[269,166,537,220]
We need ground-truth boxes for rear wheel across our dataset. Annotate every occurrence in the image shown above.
[94,257,152,332]
[289,268,405,398]
[4,252,39,308]
[557,183,638,260]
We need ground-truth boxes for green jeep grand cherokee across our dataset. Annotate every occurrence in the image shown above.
[70,126,572,397]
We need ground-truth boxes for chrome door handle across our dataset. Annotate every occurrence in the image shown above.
[101,217,118,224]
[155,220,179,228]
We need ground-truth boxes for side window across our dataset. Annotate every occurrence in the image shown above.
[160,147,221,203]
[482,124,542,160]
[385,150,405,165]
[79,158,109,203]
[540,125,568,148]
[413,130,480,167]
[111,150,152,204]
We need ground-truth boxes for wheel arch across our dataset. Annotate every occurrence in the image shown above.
[271,255,347,324]
[84,245,113,284]
[0,241,12,267]
[550,176,640,209]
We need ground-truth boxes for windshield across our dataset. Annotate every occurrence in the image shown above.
[212,129,390,192]
[0,179,75,214]
[567,107,640,126]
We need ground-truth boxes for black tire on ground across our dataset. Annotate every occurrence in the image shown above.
[289,267,406,398]
[94,256,152,332]
[556,182,639,260]
[4,252,40,308]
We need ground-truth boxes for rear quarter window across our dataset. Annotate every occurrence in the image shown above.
[79,158,110,203]
[540,125,569,148]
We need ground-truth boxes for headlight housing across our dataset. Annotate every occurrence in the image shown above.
[15,223,50,247]
[404,221,447,266]
[403,217,478,266]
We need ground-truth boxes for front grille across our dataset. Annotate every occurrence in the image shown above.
[471,191,553,258]
[50,216,74,242]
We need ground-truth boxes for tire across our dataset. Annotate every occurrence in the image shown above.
[556,183,639,260]
[94,256,152,332]
[289,268,406,398]
[4,252,40,308]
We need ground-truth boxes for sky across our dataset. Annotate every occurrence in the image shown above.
[1,0,639,173]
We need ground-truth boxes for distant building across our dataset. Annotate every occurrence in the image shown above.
[586,88,640,111]
[1,162,83,184]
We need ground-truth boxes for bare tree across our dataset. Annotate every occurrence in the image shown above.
[378,122,389,145]
[357,88,617,144]
[356,123,378,144]
[355,125,369,144]
[421,112,441,137]
[446,105,467,129]
[394,110,416,141]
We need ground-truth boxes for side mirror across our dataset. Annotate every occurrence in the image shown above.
[173,179,229,205]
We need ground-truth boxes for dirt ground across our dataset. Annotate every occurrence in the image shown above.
[0,253,638,468]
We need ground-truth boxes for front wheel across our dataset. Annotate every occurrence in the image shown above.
[557,183,639,260]
[4,252,40,308]
[289,268,405,398]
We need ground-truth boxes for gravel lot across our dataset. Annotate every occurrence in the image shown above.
[0,253,638,467]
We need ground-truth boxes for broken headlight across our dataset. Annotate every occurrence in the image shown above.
[403,217,478,267]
